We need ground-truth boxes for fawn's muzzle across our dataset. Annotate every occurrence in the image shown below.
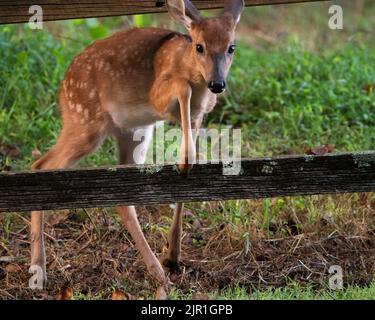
[208,81,226,94]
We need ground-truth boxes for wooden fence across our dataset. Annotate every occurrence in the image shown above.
[0,1,329,24]
[1,152,374,212]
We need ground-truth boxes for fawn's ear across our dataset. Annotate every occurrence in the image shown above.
[167,0,202,29]
[222,0,245,25]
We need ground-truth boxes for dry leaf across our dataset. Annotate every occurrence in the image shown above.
[56,286,73,300]
[363,84,375,93]
[46,210,71,226]
[0,256,14,263]
[193,219,203,229]
[155,287,168,300]
[184,210,194,219]
[0,143,21,159]
[306,144,335,156]
[5,263,22,273]
[32,148,42,159]
[192,293,210,300]
[0,163,12,171]
[0,267,5,280]
[112,290,134,300]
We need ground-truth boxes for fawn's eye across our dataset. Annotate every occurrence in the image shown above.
[228,45,236,54]
[196,44,204,54]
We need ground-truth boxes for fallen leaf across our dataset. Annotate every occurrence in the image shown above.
[0,163,12,172]
[184,210,194,219]
[155,287,167,300]
[0,256,14,263]
[192,293,210,300]
[169,273,179,283]
[0,267,5,280]
[56,286,73,300]
[193,219,203,229]
[112,290,134,300]
[0,143,21,159]
[363,84,375,93]
[253,21,263,31]
[306,144,335,156]
[31,148,42,159]
[5,263,22,273]
[46,210,71,226]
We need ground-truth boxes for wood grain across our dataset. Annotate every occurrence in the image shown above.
[0,0,329,25]
[0,152,373,212]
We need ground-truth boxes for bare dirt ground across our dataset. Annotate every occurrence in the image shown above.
[1,194,374,299]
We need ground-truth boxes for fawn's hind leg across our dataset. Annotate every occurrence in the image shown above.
[115,126,168,299]
[30,125,107,289]
[162,203,184,274]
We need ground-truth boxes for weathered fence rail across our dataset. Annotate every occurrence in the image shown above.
[0,0,329,25]
[0,152,374,212]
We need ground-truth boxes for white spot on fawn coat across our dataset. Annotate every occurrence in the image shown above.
[84,109,89,120]
[89,89,96,99]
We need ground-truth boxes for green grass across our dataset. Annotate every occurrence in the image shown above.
[0,22,374,170]
[71,278,375,300]
[169,282,375,300]
[71,283,375,300]
[220,41,375,155]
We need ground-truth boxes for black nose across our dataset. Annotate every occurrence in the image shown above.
[208,81,226,94]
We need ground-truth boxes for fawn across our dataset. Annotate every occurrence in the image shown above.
[30,0,244,299]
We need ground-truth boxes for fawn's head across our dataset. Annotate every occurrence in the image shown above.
[167,0,244,94]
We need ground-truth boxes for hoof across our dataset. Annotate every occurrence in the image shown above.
[156,286,168,300]
[162,257,180,275]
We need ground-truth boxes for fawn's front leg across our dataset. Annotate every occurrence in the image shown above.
[162,83,200,273]
[163,115,203,273]
[177,84,195,176]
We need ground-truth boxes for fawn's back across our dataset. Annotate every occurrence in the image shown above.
[59,27,190,133]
